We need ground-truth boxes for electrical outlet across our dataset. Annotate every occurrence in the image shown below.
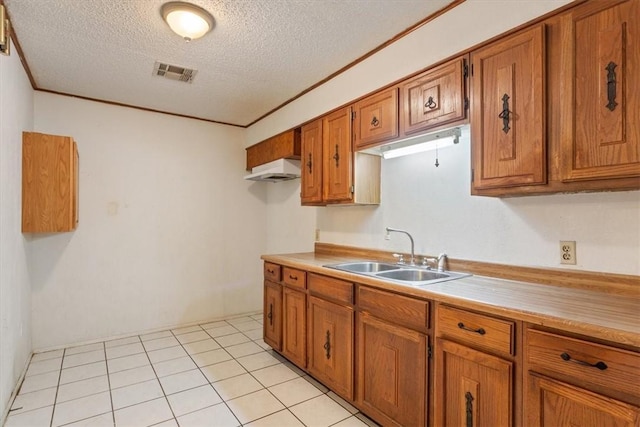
[560,241,576,265]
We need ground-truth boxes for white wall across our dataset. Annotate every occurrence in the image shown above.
[248,0,640,276]
[0,49,34,418]
[31,92,267,350]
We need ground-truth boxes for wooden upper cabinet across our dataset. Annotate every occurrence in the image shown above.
[471,25,546,191]
[22,132,79,233]
[353,87,399,150]
[245,129,301,171]
[300,119,324,205]
[560,0,639,182]
[401,56,467,137]
[323,107,354,203]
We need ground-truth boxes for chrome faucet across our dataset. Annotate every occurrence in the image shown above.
[385,227,416,265]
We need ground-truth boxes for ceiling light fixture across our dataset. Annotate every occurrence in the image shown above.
[161,2,214,42]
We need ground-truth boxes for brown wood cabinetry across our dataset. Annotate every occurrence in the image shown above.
[300,119,324,205]
[22,132,79,233]
[282,287,307,368]
[401,56,468,137]
[435,305,518,427]
[245,128,301,171]
[323,107,355,202]
[307,295,354,400]
[263,281,282,351]
[470,25,546,191]
[357,288,429,427]
[524,327,640,426]
[560,0,640,183]
[353,87,399,150]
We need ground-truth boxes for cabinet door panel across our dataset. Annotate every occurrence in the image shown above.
[323,107,353,202]
[527,373,640,427]
[436,338,513,427]
[307,296,354,400]
[263,281,282,351]
[471,25,546,190]
[283,288,306,368]
[354,88,399,150]
[357,313,427,427]
[402,56,466,135]
[301,119,324,204]
[562,0,640,181]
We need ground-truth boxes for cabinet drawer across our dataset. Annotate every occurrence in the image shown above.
[358,286,429,331]
[283,267,306,289]
[437,305,514,356]
[263,262,281,282]
[308,273,353,304]
[527,329,640,400]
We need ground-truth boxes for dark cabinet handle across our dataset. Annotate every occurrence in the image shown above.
[306,153,313,174]
[323,330,331,359]
[333,144,340,167]
[425,96,437,109]
[497,93,511,134]
[289,275,298,281]
[458,322,486,335]
[465,391,474,427]
[370,116,379,127]
[267,269,275,275]
[560,352,608,371]
[606,61,618,111]
[267,304,273,326]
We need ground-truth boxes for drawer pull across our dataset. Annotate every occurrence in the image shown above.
[323,330,331,359]
[560,352,608,371]
[289,275,298,281]
[458,322,486,335]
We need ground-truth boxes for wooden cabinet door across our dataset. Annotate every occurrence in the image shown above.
[526,373,640,427]
[307,296,354,400]
[353,87,399,150]
[561,0,640,182]
[322,107,353,203]
[263,281,282,351]
[357,313,427,427]
[401,56,467,136]
[435,338,513,427]
[471,25,546,190]
[22,132,79,233]
[301,119,324,205]
[282,288,306,369]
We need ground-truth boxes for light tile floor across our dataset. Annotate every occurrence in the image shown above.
[5,314,379,427]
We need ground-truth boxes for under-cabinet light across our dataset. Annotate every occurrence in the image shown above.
[0,5,11,56]
[380,128,461,159]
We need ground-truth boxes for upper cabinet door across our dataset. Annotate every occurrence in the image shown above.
[353,87,399,150]
[301,119,324,205]
[401,56,467,136]
[561,0,639,182]
[471,25,546,190]
[323,107,354,202]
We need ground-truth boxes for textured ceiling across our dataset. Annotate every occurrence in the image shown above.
[5,0,455,127]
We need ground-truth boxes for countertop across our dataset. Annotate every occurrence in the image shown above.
[262,251,640,348]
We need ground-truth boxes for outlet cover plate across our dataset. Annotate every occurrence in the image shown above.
[560,241,576,265]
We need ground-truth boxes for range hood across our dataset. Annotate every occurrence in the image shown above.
[244,159,301,182]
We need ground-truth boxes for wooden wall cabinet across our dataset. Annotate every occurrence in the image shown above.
[524,328,640,426]
[435,305,518,427]
[401,55,468,137]
[560,0,640,182]
[22,132,79,233]
[353,87,399,150]
[245,128,301,171]
[470,25,546,192]
[300,119,324,205]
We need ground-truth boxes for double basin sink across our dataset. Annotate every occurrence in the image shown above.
[324,261,471,287]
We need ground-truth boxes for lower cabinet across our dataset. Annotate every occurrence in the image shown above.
[263,280,282,351]
[436,339,513,427]
[282,287,307,368]
[307,295,354,400]
[357,312,428,427]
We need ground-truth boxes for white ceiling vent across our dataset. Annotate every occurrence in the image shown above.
[153,61,197,83]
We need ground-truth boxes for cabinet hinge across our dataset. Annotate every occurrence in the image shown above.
[464,63,469,78]
[464,97,469,110]
[350,185,355,194]
[351,111,356,120]
[470,63,474,77]
[428,344,432,359]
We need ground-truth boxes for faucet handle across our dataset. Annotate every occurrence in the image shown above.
[392,253,405,264]
[421,256,437,269]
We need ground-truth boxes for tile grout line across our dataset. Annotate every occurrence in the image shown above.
[139,334,179,427]
[104,339,118,427]
[48,348,65,427]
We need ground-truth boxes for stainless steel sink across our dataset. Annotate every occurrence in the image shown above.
[324,261,471,286]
